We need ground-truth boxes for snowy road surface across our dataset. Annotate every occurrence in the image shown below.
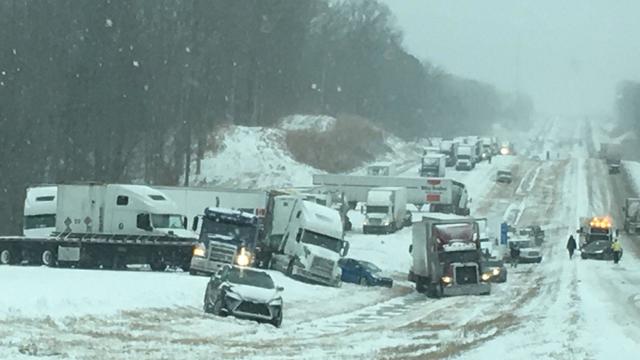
[2,122,640,359]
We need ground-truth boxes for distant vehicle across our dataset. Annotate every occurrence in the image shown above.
[338,258,393,287]
[577,216,614,248]
[403,204,414,227]
[481,259,507,283]
[496,170,513,184]
[456,145,475,170]
[600,143,622,174]
[506,238,542,263]
[480,137,493,161]
[438,140,458,167]
[580,240,621,261]
[518,225,545,246]
[529,155,541,161]
[622,198,640,234]
[203,265,284,327]
[366,163,396,177]
[363,187,407,234]
[499,142,515,156]
[420,153,446,177]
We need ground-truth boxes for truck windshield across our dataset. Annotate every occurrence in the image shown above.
[151,214,184,229]
[439,249,480,266]
[301,230,343,253]
[424,158,439,166]
[458,154,470,159]
[24,214,55,229]
[227,268,274,289]
[200,218,257,246]
[367,206,389,214]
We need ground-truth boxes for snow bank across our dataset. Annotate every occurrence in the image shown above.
[191,125,320,188]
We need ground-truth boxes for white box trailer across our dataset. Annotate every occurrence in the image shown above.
[423,178,470,216]
[363,187,407,234]
[313,174,438,206]
[154,186,268,230]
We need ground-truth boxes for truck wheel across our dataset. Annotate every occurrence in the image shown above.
[0,249,14,265]
[41,249,56,267]
[415,277,426,293]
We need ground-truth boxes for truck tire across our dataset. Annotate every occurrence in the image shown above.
[41,249,56,267]
[0,249,14,265]
[415,277,426,293]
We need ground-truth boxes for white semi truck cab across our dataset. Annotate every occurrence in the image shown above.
[268,197,349,287]
[363,187,407,234]
[23,186,57,237]
[456,145,475,170]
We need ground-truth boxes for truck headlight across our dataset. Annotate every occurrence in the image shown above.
[481,273,492,282]
[492,268,500,276]
[193,243,206,257]
[441,276,452,284]
[382,220,390,226]
[235,248,252,267]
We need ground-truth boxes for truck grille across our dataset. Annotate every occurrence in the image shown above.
[208,241,236,263]
[455,266,478,285]
[527,250,540,257]
[311,257,335,278]
[368,218,382,225]
[237,301,270,316]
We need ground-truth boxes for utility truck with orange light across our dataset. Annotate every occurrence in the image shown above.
[409,213,491,298]
[577,216,615,248]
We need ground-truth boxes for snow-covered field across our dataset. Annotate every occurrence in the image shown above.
[2,118,640,359]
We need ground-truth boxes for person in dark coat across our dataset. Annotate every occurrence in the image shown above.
[510,244,520,268]
[566,235,577,259]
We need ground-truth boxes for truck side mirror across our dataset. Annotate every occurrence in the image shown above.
[182,216,188,229]
[341,241,350,257]
[361,205,365,214]
[276,286,285,292]
[409,244,413,253]
[296,229,302,243]
[192,216,199,232]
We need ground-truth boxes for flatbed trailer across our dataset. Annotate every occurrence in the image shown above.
[0,233,197,271]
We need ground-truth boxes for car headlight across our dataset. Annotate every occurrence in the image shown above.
[481,273,492,282]
[268,297,283,306]
[193,243,206,257]
[441,276,452,284]
[491,268,500,276]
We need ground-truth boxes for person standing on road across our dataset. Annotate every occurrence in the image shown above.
[510,244,520,268]
[611,238,623,264]
[566,235,577,259]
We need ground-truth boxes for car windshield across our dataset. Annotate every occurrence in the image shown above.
[588,234,610,241]
[24,214,55,229]
[498,171,511,176]
[585,240,611,251]
[360,261,381,273]
[301,230,343,253]
[367,206,389,214]
[424,158,440,166]
[151,214,184,229]
[200,219,257,246]
[227,268,274,289]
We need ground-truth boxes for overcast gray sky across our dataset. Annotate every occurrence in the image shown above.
[380,0,640,118]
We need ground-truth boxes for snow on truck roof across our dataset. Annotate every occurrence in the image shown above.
[421,213,473,222]
[300,200,343,239]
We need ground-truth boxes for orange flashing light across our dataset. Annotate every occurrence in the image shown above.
[589,216,612,229]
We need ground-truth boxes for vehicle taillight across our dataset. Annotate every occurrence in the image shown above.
[427,194,441,202]
[427,179,441,185]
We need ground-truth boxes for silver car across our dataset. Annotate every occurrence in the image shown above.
[204,265,284,327]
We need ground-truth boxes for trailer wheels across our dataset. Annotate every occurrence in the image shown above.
[0,249,13,265]
[41,249,56,267]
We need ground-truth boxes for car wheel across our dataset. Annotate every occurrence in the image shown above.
[359,277,368,286]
